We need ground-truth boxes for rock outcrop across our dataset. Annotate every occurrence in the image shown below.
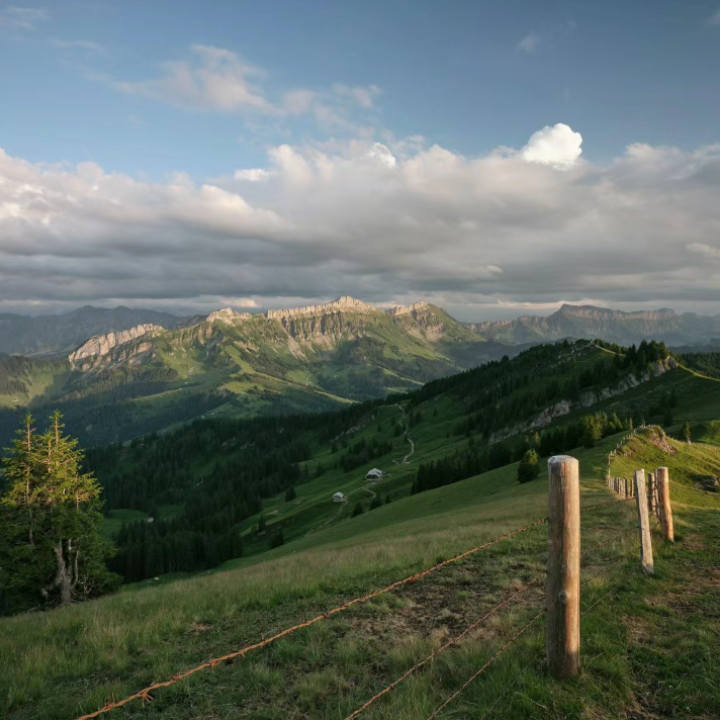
[207,308,252,324]
[388,301,429,317]
[69,324,162,364]
[489,357,677,443]
[266,296,379,321]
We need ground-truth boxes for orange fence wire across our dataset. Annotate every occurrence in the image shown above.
[424,609,547,720]
[341,578,540,720]
[74,518,548,720]
[75,487,634,720]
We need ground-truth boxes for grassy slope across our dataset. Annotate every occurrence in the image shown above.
[2,429,719,719]
[204,356,720,564]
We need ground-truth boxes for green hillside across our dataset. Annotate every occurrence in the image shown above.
[75,338,720,587]
[0,299,517,448]
[2,420,718,719]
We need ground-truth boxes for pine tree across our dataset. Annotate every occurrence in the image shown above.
[0,413,119,613]
[517,449,540,484]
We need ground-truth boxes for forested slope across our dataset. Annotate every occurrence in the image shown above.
[83,338,720,582]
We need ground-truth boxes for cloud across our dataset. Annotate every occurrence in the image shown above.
[332,83,382,109]
[4,127,720,317]
[707,8,720,25]
[114,44,272,113]
[517,33,539,54]
[51,39,105,54]
[687,243,720,260]
[233,168,272,182]
[521,123,583,169]
[110,44,382,137]
[0,5,47,30]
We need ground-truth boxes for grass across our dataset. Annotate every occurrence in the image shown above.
[3,429,719,719]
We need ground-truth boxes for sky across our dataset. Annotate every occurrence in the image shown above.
[2,0,720,320]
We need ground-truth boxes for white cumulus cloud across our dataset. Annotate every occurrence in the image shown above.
[521,123,583,169]
[4,127,720,317]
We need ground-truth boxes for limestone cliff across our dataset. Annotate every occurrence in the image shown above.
[68,324,162,364]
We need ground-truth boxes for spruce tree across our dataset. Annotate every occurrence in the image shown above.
[517,449,540,484]
[0,413,118,613]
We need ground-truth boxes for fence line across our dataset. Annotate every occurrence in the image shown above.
[77,442,644,720]
[75,518,548,720]
[341,578,539,720]
[424,609,547,720]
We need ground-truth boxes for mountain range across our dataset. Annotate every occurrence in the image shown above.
[2,297,720,447]
[472,304,720,346]
[0,297,515,446]
[0,306,183,356]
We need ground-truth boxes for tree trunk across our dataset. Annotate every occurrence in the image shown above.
[53,543,73,607]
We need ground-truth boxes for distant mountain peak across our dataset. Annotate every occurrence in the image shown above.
[388,300,430,316]
[554,303,678,319]
[265,296,380,321]
[207,308,253,324]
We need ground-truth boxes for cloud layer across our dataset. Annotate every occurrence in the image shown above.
[2,125,720,318]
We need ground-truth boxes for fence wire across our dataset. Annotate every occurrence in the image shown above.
[341,578,540,720]
[75,518,548,719]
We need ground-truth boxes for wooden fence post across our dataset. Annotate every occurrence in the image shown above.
[546,455,581,678]
[634,469,654,575]
[656,467,674,542]
[648,472,656,517]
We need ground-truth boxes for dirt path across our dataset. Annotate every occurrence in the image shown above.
[393,403,416,465]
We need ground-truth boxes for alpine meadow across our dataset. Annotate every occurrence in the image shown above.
[2,3,720,719]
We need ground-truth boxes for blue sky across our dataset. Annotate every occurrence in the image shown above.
[2,1,720,318]
[3,0,720,178]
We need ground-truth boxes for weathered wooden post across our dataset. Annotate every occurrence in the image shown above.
[648,472,656,517]
[655,467,674,542]
[634,469,654,575]
[546,455,581,678]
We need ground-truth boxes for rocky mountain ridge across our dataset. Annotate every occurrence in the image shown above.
[7,298,720,361]
[472,303,720,346]
[69,324,163,365]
